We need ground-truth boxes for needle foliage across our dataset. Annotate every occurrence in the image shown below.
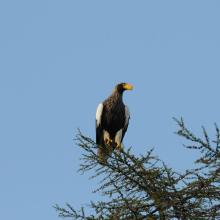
[54,118,220,219]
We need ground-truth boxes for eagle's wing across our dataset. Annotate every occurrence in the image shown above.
[96,103,104,144]
[121,105,130,142]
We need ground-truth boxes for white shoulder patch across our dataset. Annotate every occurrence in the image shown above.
[96,103,104,127]
[124,105,130,128]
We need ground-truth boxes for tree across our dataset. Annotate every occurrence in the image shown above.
[54,118,220,219]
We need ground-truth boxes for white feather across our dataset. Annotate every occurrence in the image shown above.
[96,103,104,127]
[103,130,110,140]
[115,129,123,144]
[124,105,130,128]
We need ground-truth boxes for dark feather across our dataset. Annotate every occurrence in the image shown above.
[102,96,125,141]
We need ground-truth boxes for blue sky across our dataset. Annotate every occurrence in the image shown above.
[1,1,220,219]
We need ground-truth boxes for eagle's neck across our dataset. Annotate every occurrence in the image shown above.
[110,91,123,103]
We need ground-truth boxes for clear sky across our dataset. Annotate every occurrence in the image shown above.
[1,1,220,219]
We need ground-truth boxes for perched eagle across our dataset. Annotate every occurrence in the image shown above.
[96,83,133,162]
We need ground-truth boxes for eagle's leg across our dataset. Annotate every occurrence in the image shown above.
[103,130,113,146]
[116,142,122,152]
[115,129,123,152]
[106,137,113,145]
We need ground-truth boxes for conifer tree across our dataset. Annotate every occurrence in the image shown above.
[54,118,220,219]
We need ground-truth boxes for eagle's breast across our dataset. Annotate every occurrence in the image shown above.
[102,96,125,140]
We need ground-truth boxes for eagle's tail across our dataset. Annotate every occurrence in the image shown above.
[97,144,113,164]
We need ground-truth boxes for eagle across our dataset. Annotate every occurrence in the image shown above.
[95,83,133,162]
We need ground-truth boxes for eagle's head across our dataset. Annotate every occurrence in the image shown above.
[115,83,133,94]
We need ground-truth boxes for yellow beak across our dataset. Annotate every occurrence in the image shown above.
[123,84,133,91]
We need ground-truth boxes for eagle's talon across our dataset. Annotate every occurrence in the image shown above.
[116,142,122,152]
[106,137,113,145]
